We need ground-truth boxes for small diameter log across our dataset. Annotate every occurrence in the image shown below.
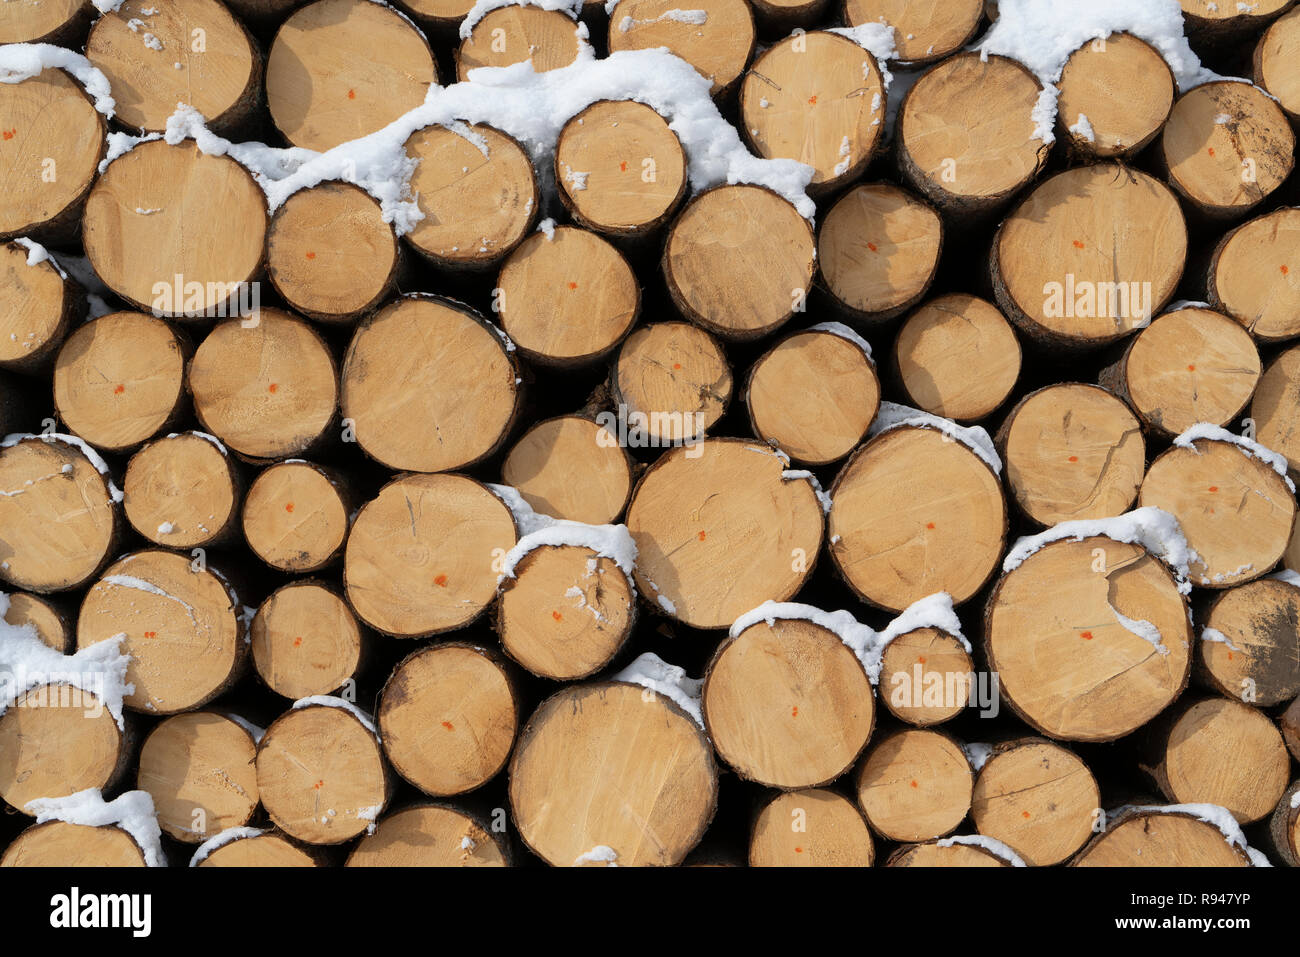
[497,546,636,680]
[1138,436,1295,588]
[457,5,582,80]
[1056,33,1175,158]
[852,728,973,843]
[818,183,942,324]
[663,185,815,341]
[0,67,105,242]
[703,617,874,788]
[1253,344,1300,473]
[189,309,338,462]
[0,240,81,372]
[828,424,1006,612]
[501,415,634,524]
[607,0,754,97]
[83,139,266,317]
[1208,207,1300,342]
[739,32,885,196]
[342,296,520,472]
[1,821,149,867]
[996,383,1145,526]
[85,0,261,135]
[77,550,246,714]
[1267,780,1300,866]
[0,0,91,45]
[877,627,974,726]
[0,434,121,594]
[1284,696,1300,760]
[555,100,687,240]
[744,326,880,465]
[747,0,825,32]
[193,830,318,866]
[625,439,823,629]
[347,804,509,866]
[53,311,188,453]
[1197,578,1300,707]
[251,582,363,699]
[985,535,1194,742]
[496,227,640,366]
[1181,0,1293,47]
[1255,6,1300,123]
[265,182,399,323]
[136,711,259,843]
[897,54,1047,221]
[1073,807,1257,866]
[3,592,73,653]
[971,738,1101,867]
[393,0,474,34]
[749,789,874,867]
[509,682,718,866]
[842,0,982,65]
[256,701,391,845]
[124,430,241,549]
[1099,307,1260,438]
[242,461,350,573]
[1142,696,1290,824]
[378,644,519,795]
[402,124,538,270]
[344,473,516,638]
[1161,81,1295,220]
[893,294,1021,423]
[992,164,1186,350]
[610,321,733,441]
[268,0,436,152]
[887,840,1013,867]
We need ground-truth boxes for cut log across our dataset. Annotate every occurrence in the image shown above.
[250,581,363,699]
[509,681,717,866]
[702,616,874,788]
[457,5,582,80]
[1,820,148,867]
[971,737,1101,866]
[1267,779,1300,866]
[77,549,246,714]
[346,804,509,866]
[0,240,82,373]
[1160,81,1295,220]
[828,423,1006,612]
[817,183,943,324]
[193,829,318,866]
[1254,6,1300,123]
[256,701,391,845]
[0,67,105,242]
[1207,207,1300,342]
[402,124,539,270]
[842,0,983,64]
[267,0,437,151]
[85,0,261,135]
[663,185,815,341]
[1252,343,1300,473]
[985,535,1193,742]
[221,0,303,25]
[877,626,974,726]
[189,309,338,462]
[496,546,637,679]
[83,138,266,317]
[887,839,1014,867]
[991,164,1186,349]
[377,643,519,795]
[897,53,1047,220]
[53,311,188,453]
[1181,0,1293,47]
[893,293,1021,423]
[343,472,517,637]
[625,439,824,629]
[738,31,885,196]
[749,789,874,867]
[496,226,640,366]
[1056,33,1175,158]
[607,0,754,96]
[1197,578,1300,707]
[342,295,519,472]
[852,728,973,842]
[136,711,259,843]
[1073,806,1257,866]
[0,0,92,45]
[610,321,732,442]
[242,460,350,572]
[0,434,121,594]
[2,592,73,653]
[1138,435,1295,588]
[501,415,633,524]
[747,0,827,33]
[1283,696,1300,760]
[1099,307,1260,438]
[123,430,241,550]
[265,183,399,323]
[393,0,475,34]
[996,383,1146,526]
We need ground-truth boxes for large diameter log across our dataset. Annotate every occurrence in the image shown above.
[610,321,733,441]
[1057,33,1175,158]
[457,5,581,79]
[749,789,874,867]
[842,0,982,65]
[877,626,974,726]
[607,0,754,96]
[1207,207,1300,343]
[1073,807,1258,866]
[986,535,1193,742]
[1255,6,1300,123]
[3,592,73,653]
[1197,578,1300,706]
[193,829,318,866]
[991,164,1186,349]
[852,728,973,843]
[342,296,520,472]
[347,804,509,866]
[250,582,363,699]
[663,185,814,341]
[268,0,436,151]
[509,682,717,866]
[77,550,246,714]
[123,430,241,550]
[2,820,149,867]
[242,461,350,572]
[0,240,82,372]
[501,416,632,525]
[1267,780,1300,866]
[0,0,92,45]
[1253,343,1300,473]
[624,439,823,629]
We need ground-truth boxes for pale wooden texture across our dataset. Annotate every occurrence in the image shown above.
[611,322,732,440]
[1057,33,1175,157]
[887,840,1010,867]
[1255,6,1300,120]
[124,431,239,549]
[197,832,317,866]
[458,6,581,80]
[1199,579,1300,706]
[0,241,75,369]
[251,582,361,699]
[877,627,973,726]
[347,805,508,866]
[1283,697,1300,761]
[397,0,475,28]
[0,0,89,44]
[749,789,874,867]
[1252,343,1300,474]
[1209,207,1300,342]
[242,462,349,572]
[501,416,632,524]
[1,821,147,867]
[607,0,754,95]
[0,686,123,812]
[853,728,972,842]
[1073,810,1252,866]
[842,0,982,63]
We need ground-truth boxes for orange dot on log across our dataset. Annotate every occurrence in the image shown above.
[926,522,936,529]
[866,241,878,252]
[1068,455,1079,462]
[1281,265,1289,275]
[808,95,817,105]
[314,780,323,789]
[1208,147,1216,156]
[144,631,157,639]
[305,251,316,260]
[113,384,124,394]
[268,383,278,394]
[1022,811,1031,819]
[619,161,627,172]
[285,502,295,513]
[698,530,707,541]
[552,611,562,621]
[673,362,682,369]
[918,656,926,665]
[347,90,356,100]
[1187,364,1196,371]
[910,780,918,788]
[791,706,798,717]
[1072,240,1084,249]
[1081,631,1093,640]
[441,721,454,731]
[567,282,577,290]
[293,636,302,647]
[434,574,448,587]
[1208,486,1218,492]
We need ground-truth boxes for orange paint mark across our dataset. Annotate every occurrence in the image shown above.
[1,129,13,141]
[347,89,356,100]
[434,574,448,587]
[795,846,803,853]
[1081,631,1094,640]
[866,241,878,252]
[917,656,926,665]
[910,780,918,788]
[1282,265,1290,275]
[1022,811,1031,819]
[1227,652,1234,661]
[293,636,303,647]
[285,502,295,513]
[697,530,706,541]
[619,161,628,172]
[1187,364,1196,372]
[926,522,935,529]
[313,780,324,790]
[1067,455,1078,462]
[791,705,798,717]
[808,95,817,105]
[673,362,682,370]
[113,384,125,394]
[143,631,157,639]
[268,383,278,394]
[552,610,563,621]
[1072,240,1084,249]
[441,721,454,731]
[305,251,316,260]
[1208,147,1216,157]
[1208,486,1219,493]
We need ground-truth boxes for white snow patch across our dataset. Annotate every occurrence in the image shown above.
[537,217,556,239]
[26,789,164,866]
[1200,627,1242,653]
[491,487,638,586]
[1,433,123,503]
[461,0,583,39]
[1268,569,1300,588]
[156,521,174,534]
[869,401,1002,475]
[226,713,265,744]
[1172,423,1295,493]
[618,8,707,31]
[935,834,1026,866]
[189,826,266,866]
[611,652,703,729]
[0,43,117,116]
[292,695,378,737]
[656,594,677,614]
[808,320,873,362]
[1115,803,1271,866]
[962,741,993,771]
[1110,604,1169,655]
[573,844,618,866]
[12,237,68,278]
[780,470,832,513]
[1068,112,1095,142]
